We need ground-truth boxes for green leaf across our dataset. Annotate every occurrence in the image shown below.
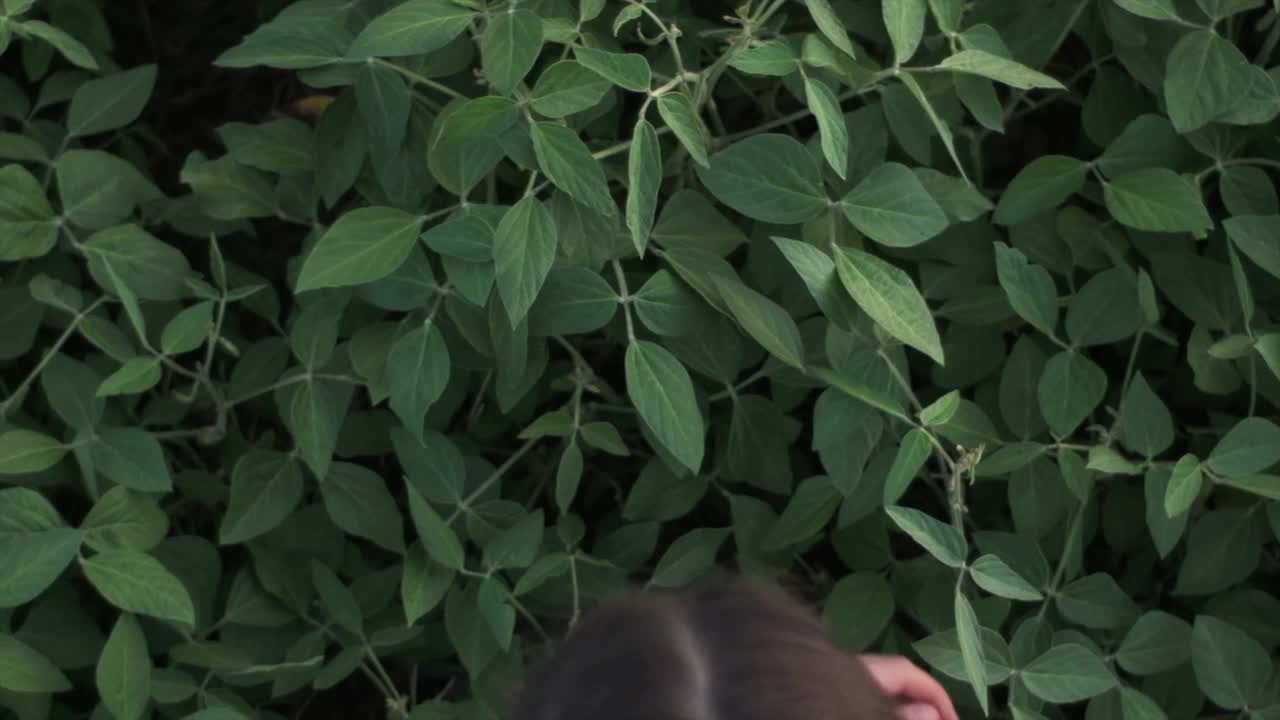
[1038,351,1107,438]
[494,196,558,327]
[898,73,967,181]
[1112,0,1183,21]
[650,527,729,587]
[79,487,166,554]
[67,65,156,137]
[91,428,172,493]
[626,118,661,256]
[530,60,610,118]
[482,511,544,570]
[623,459,707,523]
[160,301,213,356]
[971,555,1043,601]
[696,134,827,224]
[347,1,474,58]
[573,47,651,91]
[884,428,932,504]
[0,164,58,261]
[402,543,453,625]
[625,340,705,473]
[1104,169,1212,233]
[653,93,709,170]
[1175,509,1260,595]
[406,485,464,570]
[728,40,799,76]
[1066,268,1140,347]
[940,50,1064,89]
[97,613,150,720]
[1117,611,1191,676]
[804,76,848,177]
[1057,573,1139,629]
[1118,373,1174,458]
[481,9,543,95]
[580,422,629,456]
[1164,30,1253,134]
[20,20,98,69]
[919,391,961,427]
[840,162,948,248]
[884,0,926,64]
[955,593,990,714]
[773,237,861,329]
[311,562,363,636]
[712,276,806,369]
[531,122,616,217]
[1191,615,1272,710]
[915,625,1012,686]
[219,451,303,545]
[993,155,1088,226]
[0,528,81,607]
[994,241,1057,336]
[764,476,840,549]
[823,573,895,651]
[359,59,412,169]
[555,441,583,514]
[57,149,162,231]
[281,376,353,481]
[321,462,404,554]
[296,207,424,292]
[804,0,855,57]
[1164,454,1203,517]
[0,430,66,474]
[833,245,944,364]
[885,505,967,567]
[81,550,196,627]
[528,266,619,336]
[1022,644,1116,703]
[0,634,70,693]
[213,3,346,69]
[1208,417,1280,478]
[387,323,450,442]
[1224,215,1280,280]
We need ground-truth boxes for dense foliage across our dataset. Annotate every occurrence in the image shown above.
[3,0,1280,718]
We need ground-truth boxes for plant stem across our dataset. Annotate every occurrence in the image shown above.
[446,437,539,524]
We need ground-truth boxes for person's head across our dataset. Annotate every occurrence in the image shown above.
[508,574,896,720]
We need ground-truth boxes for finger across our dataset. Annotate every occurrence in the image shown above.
[895,702,941,720]
[860,656,960,720]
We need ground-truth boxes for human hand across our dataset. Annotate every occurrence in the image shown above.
[858,654,960,720]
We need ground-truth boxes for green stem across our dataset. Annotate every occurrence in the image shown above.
[612,260,637,343]
[373,58,467,101]
[0,297,107,419]
[446,437,539,524]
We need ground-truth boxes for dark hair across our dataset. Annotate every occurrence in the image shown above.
[508,574,895,720]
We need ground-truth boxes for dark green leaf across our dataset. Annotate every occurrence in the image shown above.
[67,65,156,137]
[1022,644,1116,703]
[1103,169,1212,233]
[531,122,616,217]
[1191,615,1271,710]
[840,162,948,248]
[481,9,543,95]
[833,245,944,364]
[625,340,705,473]
[885,505,966,567]
[296,207,425,292]
[96,613,150,720]
[696,134,827,224]
[347,1,474,58]
[81,550,196,627]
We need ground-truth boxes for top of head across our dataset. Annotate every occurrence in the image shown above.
[508,574,895,720]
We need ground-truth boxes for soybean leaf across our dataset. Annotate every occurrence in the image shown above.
[1164,30,1253,133]
[0,430,66,475]
[574,47,651,91]
[840,162,948,248]
[626,118,661,256]
[833,245,944,364]
[481,9,543,95]
[939,50,1065,89]
[804,0,855,57]
[81,550,196,627]
[387,323,450,442]
[1021,644,1116,703]
[67,65,156,137]
[993,155,1087,226]
[883,0,926,65]
[1117,611,1191,676]
[1118,373,1174,458]
[1208,417,1280,478]
[406,485,464,571]
[0,165,59,261]
[657,92,710,169]
[530,60,610,118]
[885,506,966,567]
[295,207,425,292]
[321,462,404,554]
[1103,169,1212,233]
[0,634,70,693]
[971,555,1043,601]
[712,276,806,369]
[1037,351,1107,438]
[625,340,705,473]
[955,593,990,714]
[494,196,558,327]
[0,528,81,607]
[80,487,168,553]
[650,527,729,587]
[1191,615,1272,710]
[1224,214,1280,280]
[347,1,474,58]
[696,134,827,224]
[219,451,303,545]
[96,613,150,720]
[531,122,616,217]
[994,242,1057,336]
[805,76,849,177]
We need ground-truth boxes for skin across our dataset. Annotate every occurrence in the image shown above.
[860,655,961,720]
